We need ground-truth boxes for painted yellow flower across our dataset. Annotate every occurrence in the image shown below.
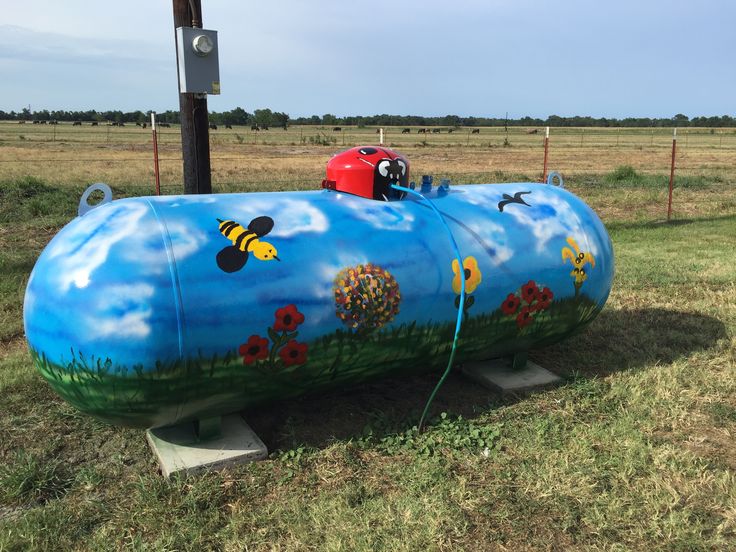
[562,237,595,293]
[452,256,482,294]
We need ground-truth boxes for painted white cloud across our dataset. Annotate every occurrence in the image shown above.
[120,218,207,273]
[336,194,415,231]
[86,283,155,339]
[47,202,149,291]
[229,198,329,237]
[148,195,217,206]
[463,218,514,266]
[46,199,209,291]
[166,220,207,259]
[505,189,600,255]
[462,186,599,256]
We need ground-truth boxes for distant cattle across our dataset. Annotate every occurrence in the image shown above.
[209,123,218,130]
[333,127,342,132]
[159,123,171,128]
[471,129,480,134]
[526,128,539,134]
[448,128,454,133]
[40,120,48,124]
[91,122,98,126]
[401,128,410,134]
[417,128,428,134]
[225,124,232,129]
[432,128,441,133]
[251,125,260,131]
[141,123,147,129]
[135,122,142,127]
[261,125,269,130]
[73,121,82,126]
[49,120,58,125]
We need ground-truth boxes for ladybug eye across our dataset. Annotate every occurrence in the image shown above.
[377,160,391,177]
[397,159,406,175]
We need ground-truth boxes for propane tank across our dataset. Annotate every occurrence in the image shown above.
[24,148,613,428]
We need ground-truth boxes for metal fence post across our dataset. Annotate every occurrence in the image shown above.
[542,126,550,182]
[667,128,677,221]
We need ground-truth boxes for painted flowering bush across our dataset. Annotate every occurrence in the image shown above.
[499,280,554,328]
[334,264,401,334]
[238,304,308,369]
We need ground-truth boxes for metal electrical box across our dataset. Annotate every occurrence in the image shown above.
[175,27,220,94]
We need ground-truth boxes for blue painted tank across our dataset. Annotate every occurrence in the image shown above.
[24,181,613,428]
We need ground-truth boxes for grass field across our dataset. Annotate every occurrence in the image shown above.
[1,125,735,550]
[1,121,735,192]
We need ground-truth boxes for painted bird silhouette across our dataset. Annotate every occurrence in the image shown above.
[498,191,531,212]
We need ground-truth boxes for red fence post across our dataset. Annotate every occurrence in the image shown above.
[542,126,550,182]
[151,112,161,196]
[667,128,677,221]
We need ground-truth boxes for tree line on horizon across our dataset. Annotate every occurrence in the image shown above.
[1,107,734,128]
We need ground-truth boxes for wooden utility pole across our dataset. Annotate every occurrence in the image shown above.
[173,0,212,194]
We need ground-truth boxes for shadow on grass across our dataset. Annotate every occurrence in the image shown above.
[606,213,736,231]
[536,307,728,379]
[245,307,727,451]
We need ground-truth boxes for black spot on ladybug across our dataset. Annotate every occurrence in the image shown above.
[358,147,377,155]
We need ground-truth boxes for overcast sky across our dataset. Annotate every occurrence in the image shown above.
[1,0,733,118]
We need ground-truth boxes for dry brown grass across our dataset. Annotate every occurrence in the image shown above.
[1,122,735,191]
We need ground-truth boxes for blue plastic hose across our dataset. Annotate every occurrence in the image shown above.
[391,183,466,432]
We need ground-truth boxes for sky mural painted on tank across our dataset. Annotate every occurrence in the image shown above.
[24,184,613,370]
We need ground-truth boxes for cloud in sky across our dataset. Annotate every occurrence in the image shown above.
[1,1,734,116]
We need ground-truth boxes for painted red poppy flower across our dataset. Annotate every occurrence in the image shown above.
[273,304,305,332]
[520,281,539,304]
[279,339,308,367]
[534,287,554,311]
[238,335,269,365]
[516,306,534,328]
[501,293,521,315]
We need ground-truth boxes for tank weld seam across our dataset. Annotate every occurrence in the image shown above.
[145,199,186,363]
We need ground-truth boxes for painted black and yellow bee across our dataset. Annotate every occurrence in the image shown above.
[216,216,280,273]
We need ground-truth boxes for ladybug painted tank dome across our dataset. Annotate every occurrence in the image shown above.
[323,146,410,200]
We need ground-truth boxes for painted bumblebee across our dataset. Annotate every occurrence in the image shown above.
[216,216,280,273]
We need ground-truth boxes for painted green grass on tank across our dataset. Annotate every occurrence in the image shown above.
[31,296,601,427]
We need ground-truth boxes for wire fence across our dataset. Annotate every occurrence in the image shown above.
[1,122,734,223]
